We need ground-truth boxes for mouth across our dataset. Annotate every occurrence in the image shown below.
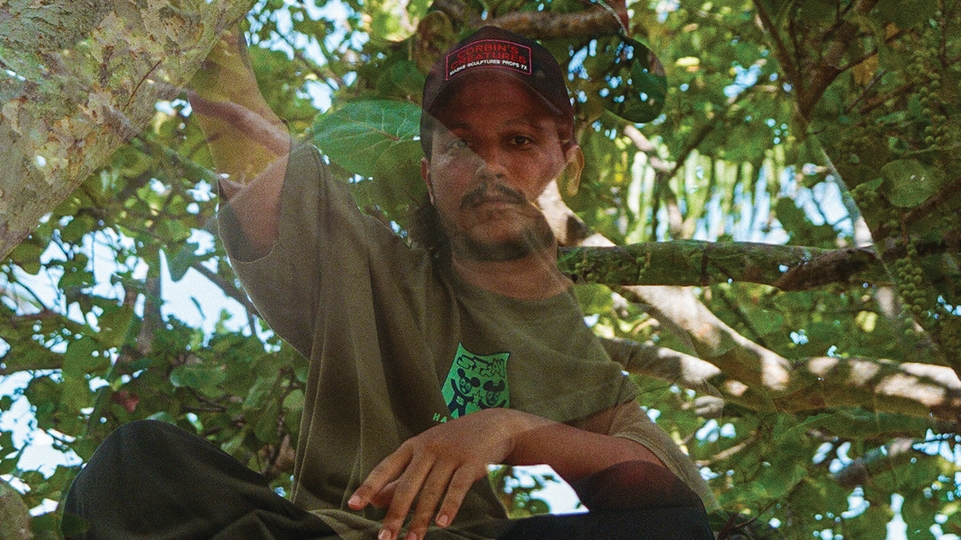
[460,184,528,210]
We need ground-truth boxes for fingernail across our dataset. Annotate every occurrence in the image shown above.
[378,529,392,540]
[348,495,362,508]
[437,513,450,527]
[405,532,419,540]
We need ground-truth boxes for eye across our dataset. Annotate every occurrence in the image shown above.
[510,135,534,147]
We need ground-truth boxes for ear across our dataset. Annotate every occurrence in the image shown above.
[421,157,435,204]
[558,145,584,197]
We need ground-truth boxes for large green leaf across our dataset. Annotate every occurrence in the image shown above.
[879,159,944,208]
[312,100,422,178]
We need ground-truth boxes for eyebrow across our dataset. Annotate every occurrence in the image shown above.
[441,116,552,133]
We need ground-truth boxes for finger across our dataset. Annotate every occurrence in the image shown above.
[379,454,436,540]
[404,462,458,540]
[435,464,484,529]
[349,447,413,511]
[369,479,398,508]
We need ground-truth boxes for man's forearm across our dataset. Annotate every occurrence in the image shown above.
[504,408,710,512]
[504,408,665,483]
[190,29,291,256]
[189,29,290,185]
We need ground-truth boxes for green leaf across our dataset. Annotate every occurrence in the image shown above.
[244,370,279,411]
[165,241,201,282]
[312,100,422,178]
[748,309,784,336]
[879,159,944,208]
[375,59,427,98]
[254,401,281,442]
[63,336,105,378]
[574,283,614,315]
[840,505,893,538]
[221,425,250,456]
[355,139,428,217]
[169,364,227,391]
[0,448,23,475]
[96,305,134,348]
[575,35,667,124]
[283,389,305,411]
[62,378,92,411]
[774,198,807,234]
[525,498,550,515]
[61,214,96,243]
[798,0,836,27]
[8,238,46,275]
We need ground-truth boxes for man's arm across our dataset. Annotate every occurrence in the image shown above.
[349,404,686,540]
[189,29,291,257]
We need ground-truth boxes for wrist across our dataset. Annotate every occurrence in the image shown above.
[494,409,552,467]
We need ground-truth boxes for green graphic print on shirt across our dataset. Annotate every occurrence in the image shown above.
[442,343,510,419]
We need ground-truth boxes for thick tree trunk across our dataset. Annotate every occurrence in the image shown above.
[0,477,30,540]
[0,0,251,260]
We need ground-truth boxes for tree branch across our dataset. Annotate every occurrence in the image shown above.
[189,259,259,317]
[485,8,622,39]
[801,0,880,120]
[542,176,957,420]
[602,338,961,428]
[558,241,889,290]
[752,0,803,95]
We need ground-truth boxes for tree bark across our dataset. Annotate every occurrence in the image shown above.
[0,477,30,540]
[558,241,890,290]
[0,0,252,261]
[603,338,961,429]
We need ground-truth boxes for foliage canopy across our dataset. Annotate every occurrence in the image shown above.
[1,0,960,538]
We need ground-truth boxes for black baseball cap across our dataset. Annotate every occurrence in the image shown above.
[420,26,575,155]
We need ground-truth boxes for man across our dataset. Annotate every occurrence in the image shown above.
[64,25,715,540]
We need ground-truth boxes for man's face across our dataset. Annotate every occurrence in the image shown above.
[421,76,575,262]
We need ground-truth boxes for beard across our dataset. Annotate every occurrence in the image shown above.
[451,217,556,262]
[446,182,556,262]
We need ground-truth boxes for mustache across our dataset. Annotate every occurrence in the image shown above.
[460,183,528,210]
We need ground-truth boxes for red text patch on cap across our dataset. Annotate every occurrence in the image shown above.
[445,39,532,80]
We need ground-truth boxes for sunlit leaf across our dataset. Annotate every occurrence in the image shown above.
[312,100,422,178]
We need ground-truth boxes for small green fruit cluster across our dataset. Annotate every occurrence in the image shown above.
[913,31,950,148]
[891,243,928,322]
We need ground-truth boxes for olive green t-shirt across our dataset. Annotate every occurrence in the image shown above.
[219,144,713,539]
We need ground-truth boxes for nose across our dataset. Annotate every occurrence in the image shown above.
[473,145,508,181]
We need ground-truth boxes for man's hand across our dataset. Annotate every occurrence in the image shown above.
[348,403,675,540]
[348,408,540,540]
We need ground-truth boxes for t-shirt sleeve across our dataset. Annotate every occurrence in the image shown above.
[217,143,401,357]
[608,401,718,510]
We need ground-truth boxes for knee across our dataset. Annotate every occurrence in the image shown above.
[90,420,176,460]
[108,419,182,442]
[571,460,703,511]
[75,420,190,484]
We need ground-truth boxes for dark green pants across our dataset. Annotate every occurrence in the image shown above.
[64,420,713,539]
